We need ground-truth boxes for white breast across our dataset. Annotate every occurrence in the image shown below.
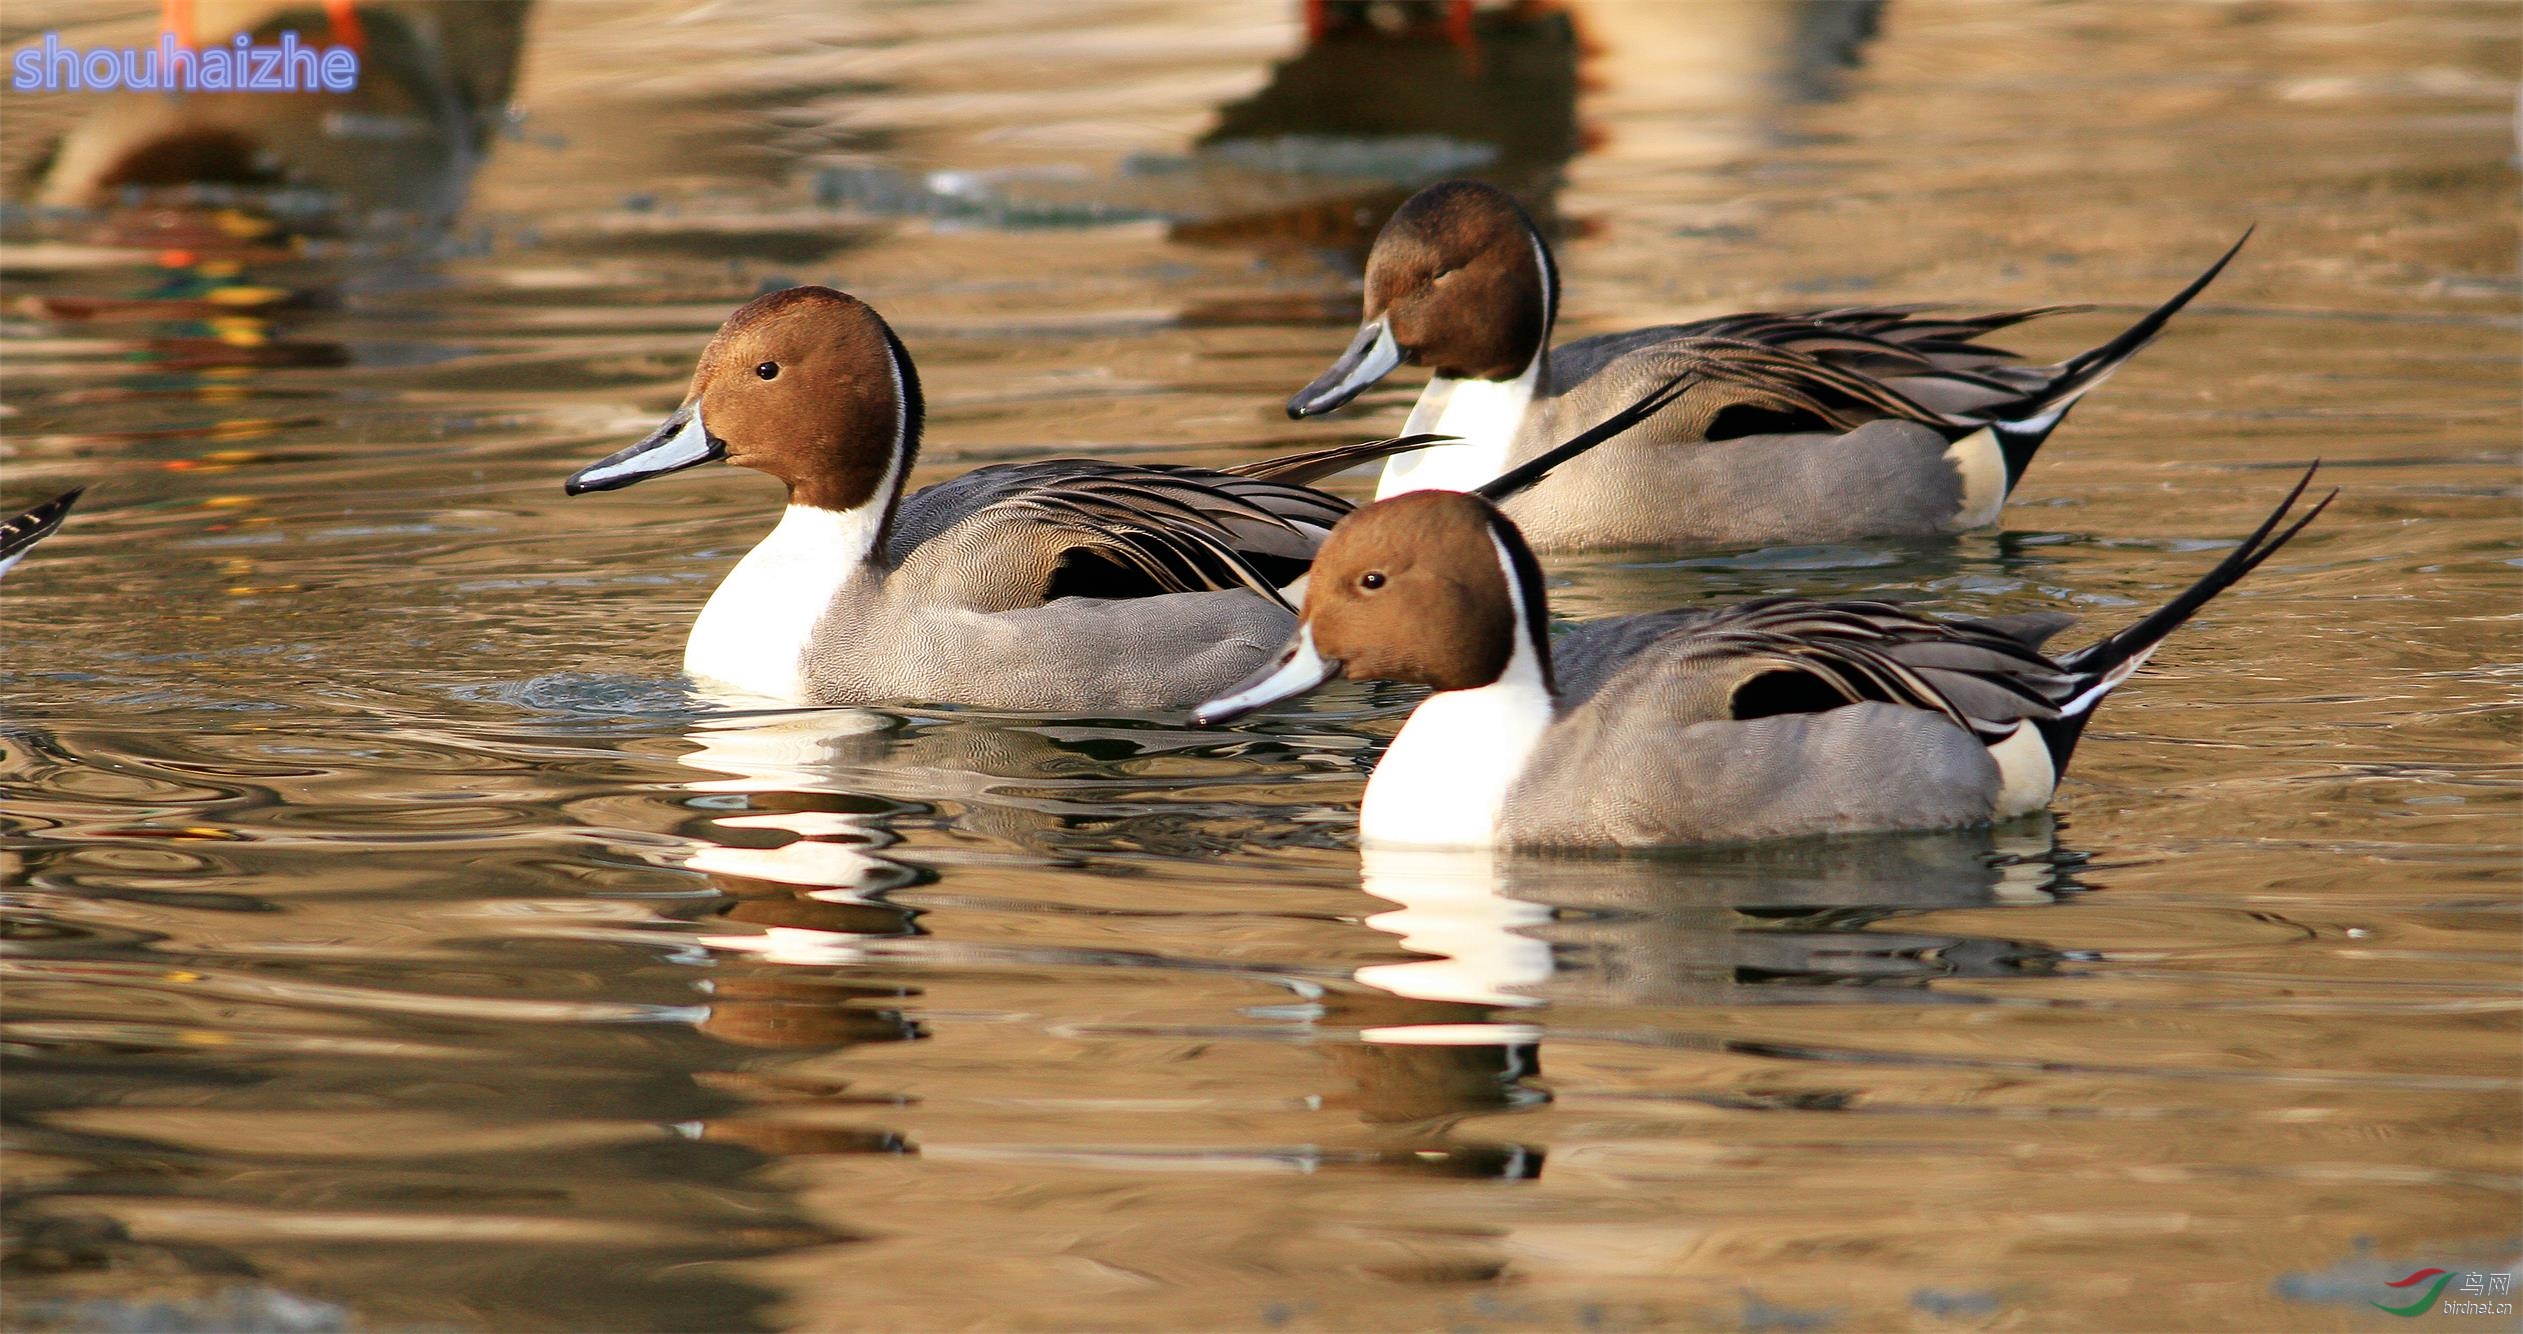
[683,505,878,700]
[1360,527,1558,847]
[1375,359,1542,499]
[1359,665,1555,847]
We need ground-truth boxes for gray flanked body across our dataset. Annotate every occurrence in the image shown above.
[1501,703,2005,847]
[666,446,1396,711]
[1193,475,2330,851]
[563,285,1452,712]
[783,452,1416,710]
[1289,179,2251,553]
[1493,398,1967,549]
[800,583,1293,711]
[1504,351,1972,549]
[1501,607,2082,848]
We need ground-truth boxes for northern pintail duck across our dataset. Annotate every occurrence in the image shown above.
[563,286,1679,711]
[1194,465,2332,848]
[1287,178,2248,551]
[0,488,84,579]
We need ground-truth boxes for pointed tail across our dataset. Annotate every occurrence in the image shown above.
[0,486,85,576]
[1985,227,2255,486]
[2034,462,2333,769]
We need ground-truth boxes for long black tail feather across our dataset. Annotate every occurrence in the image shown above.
[1,486,85,567]
[1987,227,2255,485]
[2063,462,2333,680]
[1475,371,1695,503]
[2033,462,2334,771]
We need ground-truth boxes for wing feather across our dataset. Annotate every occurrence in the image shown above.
[893,459,1358,613]
[1622,304,2109,429]
[1581,597,2085,742]
[1219,434,1455,486]
[1599,338,1961,440]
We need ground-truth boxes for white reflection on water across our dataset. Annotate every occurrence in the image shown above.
[669,706,924,964]
[1351,824,2077,1024]
[4,0,2514,1327]
[1355,847,1552,1016]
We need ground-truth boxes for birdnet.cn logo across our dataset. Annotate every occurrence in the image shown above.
[2374,1268,2514,1318]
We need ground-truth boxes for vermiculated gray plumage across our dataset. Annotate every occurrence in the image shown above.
[1492,466,2329,847]
[1470,234,2253,550]
[764,457,1365,708]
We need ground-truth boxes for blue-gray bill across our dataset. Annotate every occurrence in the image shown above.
[1190,626,1339,725]
[564,404,722,494]
[1286,318,1403,418]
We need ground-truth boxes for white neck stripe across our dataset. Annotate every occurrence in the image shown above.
[1377,355,1541,498]
[1527,222,1556,340]
[1357,528,1558,848]
[1487,524,1551,679]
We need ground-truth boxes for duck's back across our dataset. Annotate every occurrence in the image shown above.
[791,459,1331,710]
[1509,613,2001,847]
[887,459,1345,613]
[1488,299,2119,551]
[1500,601,2083,847]
[1504,332,1973,550]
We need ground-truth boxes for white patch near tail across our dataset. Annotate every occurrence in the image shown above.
[1991,637,2174,817]
[1987,825,2063,904]
[1947,397,2076,529]
[1986,721,2058,819]
[1941,425,2012,529]
[1375,356,1542,499]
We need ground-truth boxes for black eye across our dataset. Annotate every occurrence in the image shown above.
[755,362,779,380]
[1358,570,1387,591]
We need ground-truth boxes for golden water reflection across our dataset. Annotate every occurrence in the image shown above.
[2,0,2513,1328]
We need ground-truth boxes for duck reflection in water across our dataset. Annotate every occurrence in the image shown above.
[1179,0,1580,256]
[666,707,934,968]
[637,709,932,1160]
[645,704,1559,1193]
[1357,822,2082,1010]
[1345,820,2083,1098]
[1178,0,1880,264]
[15,2,536,406]
[31,0,531,226]
[657,703,1370,1155]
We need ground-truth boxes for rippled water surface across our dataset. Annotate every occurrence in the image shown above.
[3,1,2517,1329]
